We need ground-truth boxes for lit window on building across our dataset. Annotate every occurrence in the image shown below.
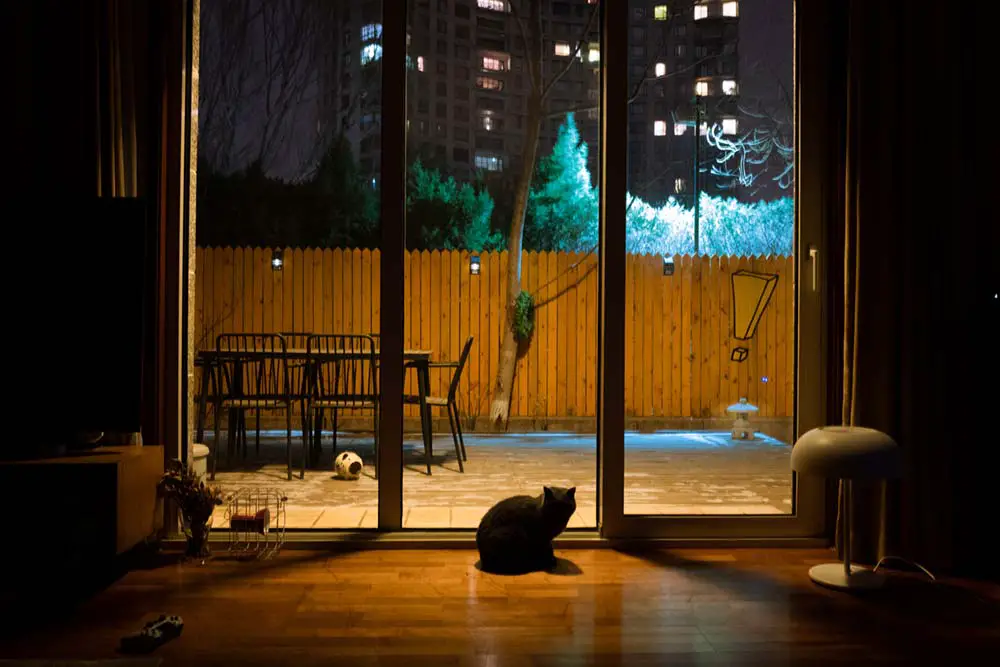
[476,76,504,91]
[588,45,600,63]
[674,123,687,136]
[480,111,495,131]
[723,1,739,17]
[654,5,669,20]
[482,54,509,71]
[722,79,738,95]
[721,118,739,135]
[655,62,666,77]
[361,23,382,42]
[695,80,710,96]
[694,5,709,20]
[361,43,382,65]
[554,42,571,56]
[478,0,506,11]
[674,178,686,193]
[654,121,667,136]
[475,152,504,171]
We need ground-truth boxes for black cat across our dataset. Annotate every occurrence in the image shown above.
[476,486,577,574]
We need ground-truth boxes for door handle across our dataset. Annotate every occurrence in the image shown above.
[808,245,818,292]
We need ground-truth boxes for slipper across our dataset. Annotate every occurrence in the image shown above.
[119,614,183,654]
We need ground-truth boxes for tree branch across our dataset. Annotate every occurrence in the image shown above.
[508,1,538,93]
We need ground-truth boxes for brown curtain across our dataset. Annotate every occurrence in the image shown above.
[15,0,191,453]
[94,0,146,198]
[829,0,992,576]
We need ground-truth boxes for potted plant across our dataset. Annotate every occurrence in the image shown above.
[158,460,224,558]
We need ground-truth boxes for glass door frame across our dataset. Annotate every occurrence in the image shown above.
[598,0,830,540]
[180,0,833,538]
[357,0,830,536]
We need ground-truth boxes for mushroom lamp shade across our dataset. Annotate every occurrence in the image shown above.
[792,426,902,590]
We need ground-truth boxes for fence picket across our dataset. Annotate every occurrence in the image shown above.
[196,248,794,425]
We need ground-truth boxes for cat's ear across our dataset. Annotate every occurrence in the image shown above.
[567,487,576,499]
[543,486,554,501]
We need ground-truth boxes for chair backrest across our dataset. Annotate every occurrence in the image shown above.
[306,334,378,401]
[447,336,475,402]
[279,332,312,399]
[215,334,290,401]
[278,332,310,352]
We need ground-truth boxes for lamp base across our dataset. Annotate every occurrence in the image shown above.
[808,563,886,591]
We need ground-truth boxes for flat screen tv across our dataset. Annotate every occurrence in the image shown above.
[15,197,150,450]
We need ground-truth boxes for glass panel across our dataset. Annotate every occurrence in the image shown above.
[401,0,601,529]
[193,0,381,528]
[623,0,794,516]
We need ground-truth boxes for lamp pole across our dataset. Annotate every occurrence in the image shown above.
[693,99,702,255]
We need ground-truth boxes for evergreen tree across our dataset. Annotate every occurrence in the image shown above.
[524,113,599,252]
[310,135,379,248]
[406,160,504,251]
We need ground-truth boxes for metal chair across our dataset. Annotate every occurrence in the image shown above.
[211,334,294,481]
[305,334,379,479]
[279,331,314,450]
[404,336,474,473]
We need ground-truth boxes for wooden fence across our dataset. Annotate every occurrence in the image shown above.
[195,248,794,422]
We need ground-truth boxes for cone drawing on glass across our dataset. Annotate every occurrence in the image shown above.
[730,269,778,362]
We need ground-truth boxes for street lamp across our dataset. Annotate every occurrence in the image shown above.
[693,99,703,256]
[674,99,705,255]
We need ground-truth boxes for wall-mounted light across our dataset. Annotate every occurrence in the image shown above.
[470,255,481,275]
[271,249,284,271]
[662,256,674,276]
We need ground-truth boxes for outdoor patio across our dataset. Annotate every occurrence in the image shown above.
[206,431,793,529]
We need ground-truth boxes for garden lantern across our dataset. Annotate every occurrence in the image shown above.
[470,255,481,275]
[727,398,758,441]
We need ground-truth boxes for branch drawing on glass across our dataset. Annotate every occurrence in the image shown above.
[731,269,778,362]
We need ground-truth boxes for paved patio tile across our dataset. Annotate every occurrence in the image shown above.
[404,506,451,528]
[283,507,325,528]
[208,432,792,529]
[569,506,598,527]
[450,506,488,528]
[625,504,707,515]
[699,504,784,514]
[316,506,368,529]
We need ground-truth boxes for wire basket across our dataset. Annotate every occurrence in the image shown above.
[223,488,287,559]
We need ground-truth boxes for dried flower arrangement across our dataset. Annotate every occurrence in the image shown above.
[158,460,224,558]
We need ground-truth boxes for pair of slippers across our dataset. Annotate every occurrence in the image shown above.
[119,615,183,654]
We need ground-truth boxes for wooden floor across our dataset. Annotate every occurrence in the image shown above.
[2,549,997,666]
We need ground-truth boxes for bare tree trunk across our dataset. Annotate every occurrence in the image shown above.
[489,94,543,427]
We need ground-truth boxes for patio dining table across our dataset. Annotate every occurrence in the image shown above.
[195,347,435,471]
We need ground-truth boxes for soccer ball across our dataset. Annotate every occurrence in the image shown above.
[335,451,364,480]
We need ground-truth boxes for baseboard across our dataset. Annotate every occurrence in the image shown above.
[160,530,828,551]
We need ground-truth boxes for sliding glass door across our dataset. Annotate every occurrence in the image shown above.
[599,0,825,539]
[188,0,826,539]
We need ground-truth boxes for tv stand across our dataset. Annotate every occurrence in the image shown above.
[0,446,163,572]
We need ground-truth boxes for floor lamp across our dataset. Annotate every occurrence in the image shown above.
[791,426,901,590]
